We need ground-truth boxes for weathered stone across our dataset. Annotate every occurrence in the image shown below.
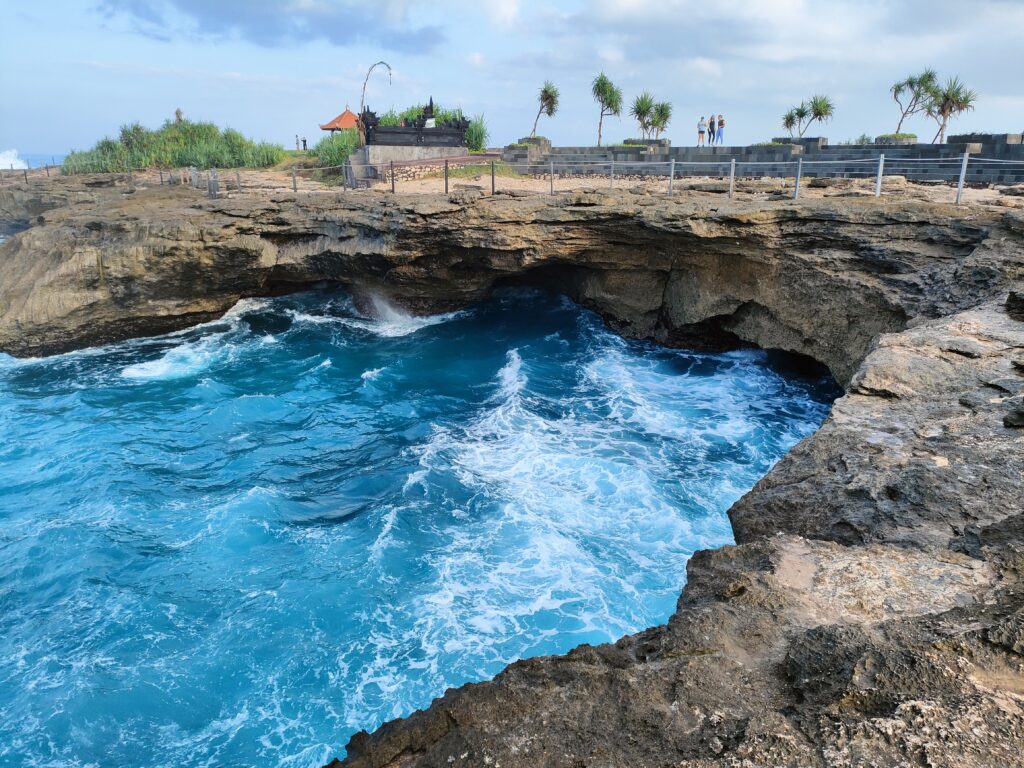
[1,177,1023,768]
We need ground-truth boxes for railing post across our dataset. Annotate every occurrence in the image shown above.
[875,153,885,197]
[668,158,675,196]
[610,158,615,188]
[159,169,163,185]
[45,164,50,177]
[549,159,554,195]
[729,158,736,199]
[956,151,969,205]
[292,168,297,193]
[236,171,242,191]
[23,168,28,183]
[491,160,496,195]
[390,161,395,193]
[793,158,803,200]
[444,160,449,194]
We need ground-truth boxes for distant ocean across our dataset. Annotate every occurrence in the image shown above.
[0,149,66,169]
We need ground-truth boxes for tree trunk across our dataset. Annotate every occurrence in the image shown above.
[933,117,946,144]
[597,110,604,147]
[895,111,907,134]
[531,106,542,138]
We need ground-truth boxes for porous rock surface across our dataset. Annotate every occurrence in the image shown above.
[1,177,1023,767]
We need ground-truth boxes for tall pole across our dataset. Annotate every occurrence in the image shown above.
[358,60,392,148]
[610,158,614,189]
[390,161,395,193]
[875,153,885,197]
[491,160,496,195]
[549,159,554,195]
[956,151,970,205]
[793,158,803,200]
[668,158,675,196]
[444,160,449,194]
[728,158,736,199]
[292,168,297,193]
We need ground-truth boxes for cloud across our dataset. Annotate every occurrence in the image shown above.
[97,0,445,52]
[467,52,486,68]
[484,0,520,25]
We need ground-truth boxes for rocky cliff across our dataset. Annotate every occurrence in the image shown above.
[1,178,1023,767]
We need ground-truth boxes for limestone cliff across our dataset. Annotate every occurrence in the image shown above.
[1,178,1023,767]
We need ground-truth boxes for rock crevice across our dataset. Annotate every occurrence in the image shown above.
[1,180,1023,766]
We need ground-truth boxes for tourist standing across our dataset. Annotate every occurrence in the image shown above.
[302,137,307,151]
[716,115,726,145]
[295,135,300,151]
[698,116,707,146]
[708,114,717,147]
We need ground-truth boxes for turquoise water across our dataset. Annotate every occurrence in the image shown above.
[0,286,837,766]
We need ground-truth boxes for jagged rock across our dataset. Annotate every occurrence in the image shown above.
[2,177,1023,767]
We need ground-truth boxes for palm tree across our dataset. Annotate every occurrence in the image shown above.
[783,97,832,138]
[807,95,835,133]
[651,102,672,138]
[592,73,622,147]
[531,80,560,138]
[891,68,938,133]
[782,109,798,137]
[927,77,977,143]
[630,92,656,139]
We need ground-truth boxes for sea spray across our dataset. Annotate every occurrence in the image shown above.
[0,286,838,766]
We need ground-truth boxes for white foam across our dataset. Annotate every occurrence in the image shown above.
[0,149,27,170]
[361,367,384,381]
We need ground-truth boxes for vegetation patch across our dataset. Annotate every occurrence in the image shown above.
[62,114,284,173]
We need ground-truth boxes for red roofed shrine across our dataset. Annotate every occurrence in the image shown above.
[319,106,358,132]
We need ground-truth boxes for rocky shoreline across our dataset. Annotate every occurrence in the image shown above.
[2,177,1023,766]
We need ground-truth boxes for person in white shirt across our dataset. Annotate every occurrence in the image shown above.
[698,116,707,146]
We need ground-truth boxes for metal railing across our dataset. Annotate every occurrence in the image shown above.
[5,153,1022,206]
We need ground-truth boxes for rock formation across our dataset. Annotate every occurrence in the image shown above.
[1,177,1023,766]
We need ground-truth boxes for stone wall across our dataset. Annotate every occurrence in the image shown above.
[502,134,1024,184]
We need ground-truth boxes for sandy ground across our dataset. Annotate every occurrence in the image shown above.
[6,164,1023,208]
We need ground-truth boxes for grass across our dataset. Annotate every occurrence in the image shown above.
[62,119,285,173]
[422,162,521,180]
[876,132,918,140]
[310,129,360,168]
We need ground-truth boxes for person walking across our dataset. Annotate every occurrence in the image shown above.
[707,114,717,147]
[698,115,707,146]
[302,137,307,151]
[716,114,726,145]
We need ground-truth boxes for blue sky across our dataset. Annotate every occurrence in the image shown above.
[2,0,1023,155]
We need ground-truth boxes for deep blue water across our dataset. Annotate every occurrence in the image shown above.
[0,287,837,767]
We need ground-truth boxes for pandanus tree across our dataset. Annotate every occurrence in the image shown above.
[651,101,673,138]
[592,73,622,147]
[531,80,559,138]
[783,95,833,137]
[630,92,656,139]
[927,77,977,143]
[891,68,938,133]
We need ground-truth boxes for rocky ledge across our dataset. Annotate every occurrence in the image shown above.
[1,178,1023,766]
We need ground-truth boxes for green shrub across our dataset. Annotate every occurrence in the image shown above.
[876,132,917,140]
[311,129,360,167]
[62,118,285,173]
[466,115,488,152]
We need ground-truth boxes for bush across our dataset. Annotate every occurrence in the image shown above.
[311,129,360,167]
[62,118,285,173]
[466,115,488,152]
[876,132,917,140]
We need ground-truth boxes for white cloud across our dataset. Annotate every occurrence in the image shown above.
[468,51,486,67]
[684,57,722,78]
[484,0,520,25]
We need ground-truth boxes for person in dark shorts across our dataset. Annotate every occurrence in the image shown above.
[698,115,707,146]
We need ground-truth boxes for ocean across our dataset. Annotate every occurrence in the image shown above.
[0,284,837,766]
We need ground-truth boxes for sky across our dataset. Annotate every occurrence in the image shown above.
[1,0,1023,155]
